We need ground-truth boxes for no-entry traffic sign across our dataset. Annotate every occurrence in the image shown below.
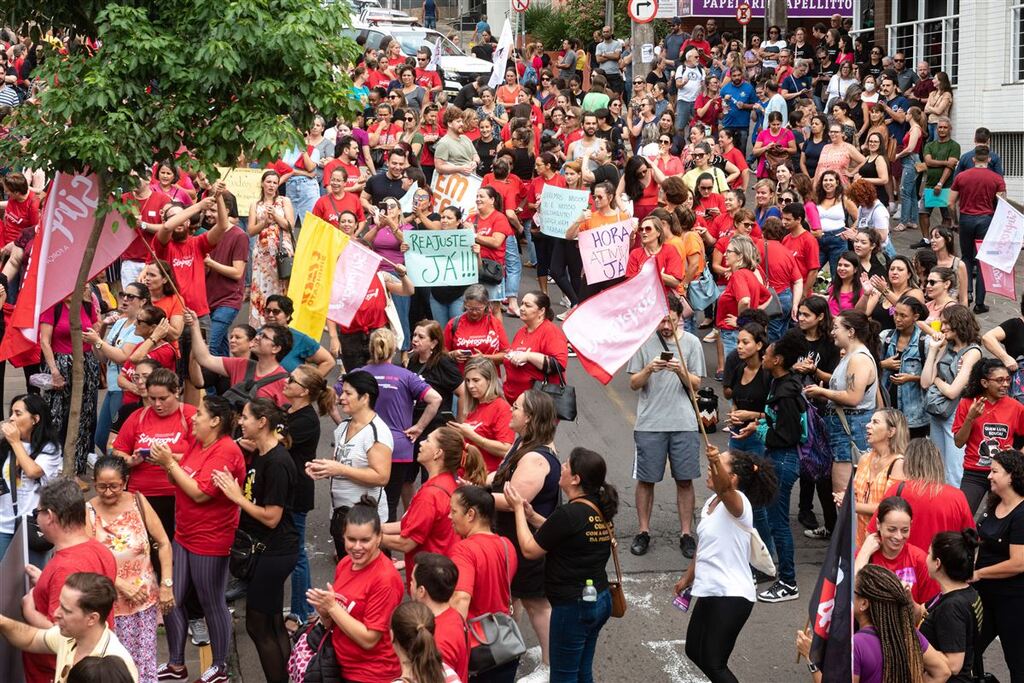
[512,0,530,12]
[736,2,752,25]
[627,0,658,24]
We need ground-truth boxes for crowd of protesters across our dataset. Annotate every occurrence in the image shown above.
[0,12,1022,683]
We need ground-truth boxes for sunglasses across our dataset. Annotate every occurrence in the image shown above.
[639,226,657,233]
[265,307,283,315]
[926,279,941,285]
[566,115,577,119]
[659,139,671,144]
[780,198,794,205]
[692,153,706,159]
[119,292,141,301]
[699,186,714,191]
[404,117,415,122]
[388,94,401,99]
[137,318,153,325]
[416,57,428,61]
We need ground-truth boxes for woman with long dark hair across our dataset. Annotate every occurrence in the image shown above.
[617,155,665,222]
[826,250,864,316]
[878,296,930,439]
[921,528,982,682]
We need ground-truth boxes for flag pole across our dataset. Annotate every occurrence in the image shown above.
[671,330,712,450]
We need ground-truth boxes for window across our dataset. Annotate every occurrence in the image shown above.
[1014,4,1024,82]
[990,132,1024,178]
[888,0,960,85]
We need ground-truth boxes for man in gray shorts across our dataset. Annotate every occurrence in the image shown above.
[626,294,705,558]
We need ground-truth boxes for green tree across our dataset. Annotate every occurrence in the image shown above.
[0,0,360,472]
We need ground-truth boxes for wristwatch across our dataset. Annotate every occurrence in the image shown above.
[162,578,173,588]
[807,663,820,673]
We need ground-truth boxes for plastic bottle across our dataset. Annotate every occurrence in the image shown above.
[582,579,597,602]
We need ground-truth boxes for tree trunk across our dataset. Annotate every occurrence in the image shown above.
[62,172,109,476]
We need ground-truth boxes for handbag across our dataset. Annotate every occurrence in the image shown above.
[687,265,720,311]
[380,273,406,350]
[479,257,503,285]
[533,362,577,421]
[133,491,159,553]
[276,227,294,280]
[834,407,864,465]
[228,528,266,581]
[576,498,627,618]
[288,619,343,683]
[725,505,777,577]
[468,540,527,674]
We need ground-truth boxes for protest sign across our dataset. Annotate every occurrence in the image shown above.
[431,173,481,217]
[978,198,1024,273]
[405,229,478,287]
[399,182,419,214]
[578,220,632,284]
[288,213,349,338]
[327,239,384,327]
[538,185,590,238]
[217,167,265,217]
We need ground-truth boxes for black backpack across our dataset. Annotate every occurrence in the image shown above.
[222,358,288,411]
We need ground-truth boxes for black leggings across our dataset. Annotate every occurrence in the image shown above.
[246,552,299,683]
[147,495,204,619]
[960,469,990,514]
[384,462,417,522]
[976,584,1024,682]
[798,473,837,532]
[685,595,753,683]
[549,238,582,306]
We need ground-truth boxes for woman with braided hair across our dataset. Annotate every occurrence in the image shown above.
[852,564,951,683]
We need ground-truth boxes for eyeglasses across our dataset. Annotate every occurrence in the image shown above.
[136,318,153,325]
[258,332,276,342]
[692,153,706,159]
[95,483,124,492]
[286,376,308,389]
[986,376,1012,384]
[725,248,740,254]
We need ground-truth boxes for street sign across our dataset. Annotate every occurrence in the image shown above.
[511,0,530,12]
[627,0,658,24]
[736,2,752,25]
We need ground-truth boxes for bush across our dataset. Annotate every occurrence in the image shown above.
[524,4,569,49]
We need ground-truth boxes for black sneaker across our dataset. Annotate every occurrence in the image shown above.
[758,580,800,603]
[910,238,930,249]
[566,343,577,358]
[752,567,776,584]
[973,304,990,314]
[224,577,248,602]
[630,531,650,556]
[797,509,819,530]
[679,534,697,559]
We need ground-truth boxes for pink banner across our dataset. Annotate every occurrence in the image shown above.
[326,240,384,328]
[562,258,668,384]
[977,239,1017,301]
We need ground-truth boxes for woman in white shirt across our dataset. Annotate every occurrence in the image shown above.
[674,444,778,683]
[825,62,857,111]
[0,394,62,565]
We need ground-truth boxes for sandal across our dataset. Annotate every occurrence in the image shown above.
[893,223,906,232]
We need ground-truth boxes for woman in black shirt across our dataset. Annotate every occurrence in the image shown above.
[406,320,463,418]
[972,450,1024,678]
[505,447,617,683]
[281,365,333,626]
[723,322,771,458]
[921,529,983,683]
[981,297,1024,373]
[212,398,299,683]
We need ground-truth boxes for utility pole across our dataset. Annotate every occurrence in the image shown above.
[631,19,655,83]
[767,0,788,32]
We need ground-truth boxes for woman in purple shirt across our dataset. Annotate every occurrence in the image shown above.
[339,327,441,522]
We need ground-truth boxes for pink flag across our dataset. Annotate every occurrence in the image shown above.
[2,173,134,361]
[326,239,383,327]
[562,258,668,384]
[977,239,1017,301]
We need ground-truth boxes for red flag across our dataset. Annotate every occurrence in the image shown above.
[562,258,668,384]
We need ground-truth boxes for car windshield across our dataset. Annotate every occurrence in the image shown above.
[391,30,463,58]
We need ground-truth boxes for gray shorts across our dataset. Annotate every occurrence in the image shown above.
[633,430,701,483]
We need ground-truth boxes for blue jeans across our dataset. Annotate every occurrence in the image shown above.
[819,232,848,281]
[392,293,411,351]
[208,306,240,358]
[765,447,800,584]
[959,213,993,307]
[767,289,792,342]
[523,220,538,265]
[428,295,463,329]
[721,328,738,361]
[824,410,871,464]
[731,430,772,549]
[94,390,123,453]
[676,100,696,131]
[549,590,612,683]
[899,154,920,225]
[930,412,965,487]
[289,511,311,619]
[286,175,320,232]
[503,234,522,301]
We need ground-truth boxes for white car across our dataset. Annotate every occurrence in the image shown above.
[345,24,492,94]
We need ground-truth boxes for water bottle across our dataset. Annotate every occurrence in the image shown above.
[582,579,597,603]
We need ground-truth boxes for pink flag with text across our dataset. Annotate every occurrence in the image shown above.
[327,239,384,328]
[562,258,669,384]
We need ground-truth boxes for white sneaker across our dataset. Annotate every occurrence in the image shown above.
[558,295,572,309]
[703,329,719,343]
[516,664,550,683]
[556,306,575,321]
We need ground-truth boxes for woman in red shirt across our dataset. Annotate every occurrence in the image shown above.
[474,187,514,317]
[326,267,415,374]
[502,292,569,404]
[716,234,772,363]
[526,154,568,297]
[312,167,365,230]
[307,496,404,683]
[618,156,665,223]
[141,261,185,342]
[151,395,245,683]
[625,214,684,295]
[451,357,516,472]
[443,285,510,372]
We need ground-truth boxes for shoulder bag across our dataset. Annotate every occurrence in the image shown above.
[576,498,627,618]
[478,257,504,285]
[288,618,343,683]
[468,538,527,674]
[723,500,776,577]
[533,361,577,422]
[925,344,981,419]
[687,265,720,311]
[229,528,266,581]
[276,223,295,280]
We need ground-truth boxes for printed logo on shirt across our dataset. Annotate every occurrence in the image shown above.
[456,329,501,350]
[243,467,255,502]
[136,432,186,448]
[172,255,195,269]
[978,423,1009,468]
[893,566,916,587]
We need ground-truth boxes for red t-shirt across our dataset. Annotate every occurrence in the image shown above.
[716,268,771,329]
[694,193,727,228]
[174,436,245,556]
[330,551,404,682]
[434,608,470,683]
[119,341,179,403]
[221,357,288,406]
[443,313,510,371]
[340,273,388,335]
[400,472,457,588]
[313,192,365,226]
[681,39,712,65]
[475,210,514,264]
[524,173,568,221]
[866,481,975,554]
[625,246,685,295]
[24,540,117,683]
[951,168,1006,216]
[450,533,517,620]
[952,396,1024,472]
[782,230,820,284]
[1,192,39,246]
[121,190,171,261]
[764,240,802,294]
[713,234,766,285]
[722,148,748,189]
[206,226,251,310]
[415,68,443,94]
[481,174,523,216]
[464,399,515,472]
[502,320,568,403]
[418,124,444,167]
[113,404,197,497]
[868,543,941,606]
[322,159,360,188]
[152,233,215,316]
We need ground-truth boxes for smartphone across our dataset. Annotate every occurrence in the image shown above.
[660,352,674,362]
[138,448,152,461]
[673,587,692,612]
[459,349,473,357]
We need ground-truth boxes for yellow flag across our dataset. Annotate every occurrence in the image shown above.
[287,213,349,339]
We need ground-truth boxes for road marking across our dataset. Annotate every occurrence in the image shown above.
[601,379,636,427]
[645,639,707,683]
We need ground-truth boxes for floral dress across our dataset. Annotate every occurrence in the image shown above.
[87,498,159,683]
[250,197,293,327]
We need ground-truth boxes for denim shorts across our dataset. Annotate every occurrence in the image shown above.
[485,280,506,302]
[823,409,872,464]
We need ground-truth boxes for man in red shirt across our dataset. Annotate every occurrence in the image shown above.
[120,175,172,289]
[322,135,367,194]
[414,47,443,101]
[21,479,117,683]
[949,145,1007,314]
[411,554,470,683]
[190,316,291,406]
[0,173,39,248]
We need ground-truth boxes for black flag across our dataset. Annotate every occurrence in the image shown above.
[806,480,853,682]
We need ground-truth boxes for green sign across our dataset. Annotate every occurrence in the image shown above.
[405,229,479,287]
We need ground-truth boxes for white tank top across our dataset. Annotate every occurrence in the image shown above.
[817,200,846,233]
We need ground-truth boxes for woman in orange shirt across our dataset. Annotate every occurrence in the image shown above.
[566,182,632,300]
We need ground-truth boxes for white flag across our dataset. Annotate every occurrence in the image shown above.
[426,37,442,72]
[978,198,1024,273]
[488,20,514,89]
